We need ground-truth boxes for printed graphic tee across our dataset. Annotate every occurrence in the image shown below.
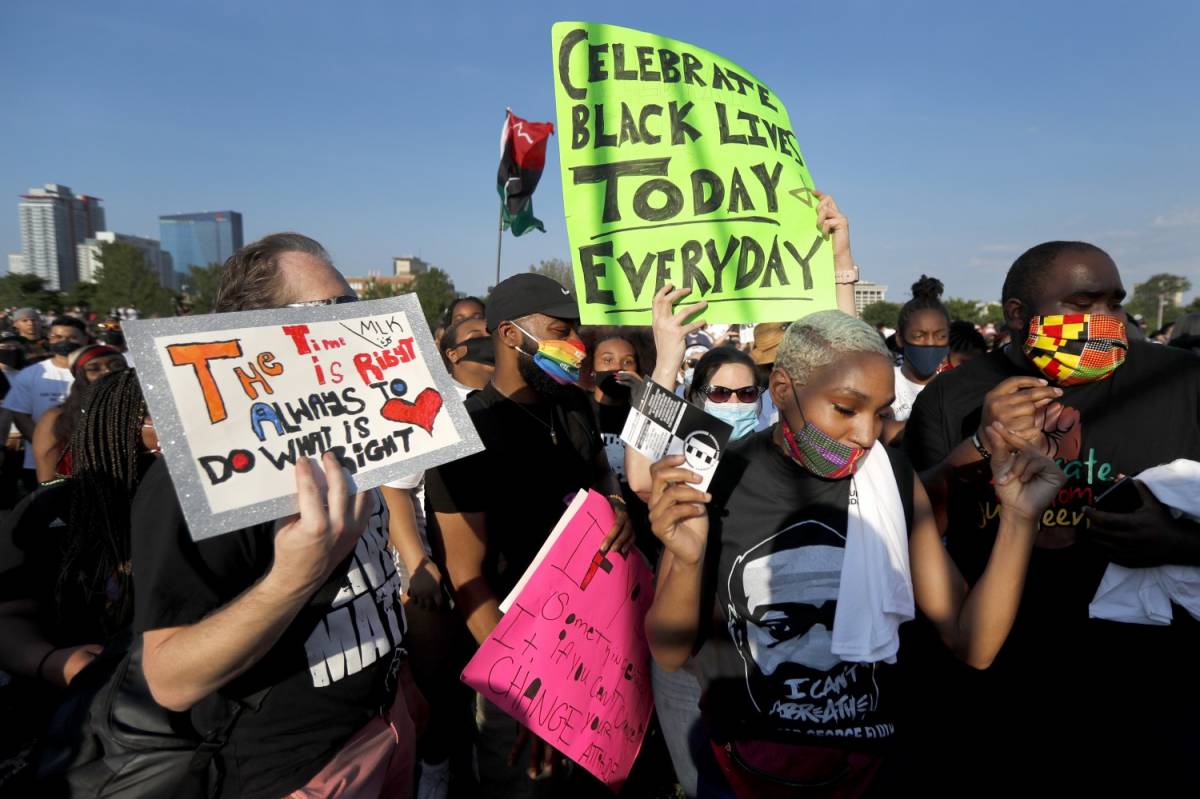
[692,429,913,747]
[889,365,926,423]
[132,459,407,799]
[1,359,73,468]
[902,342,1200,772]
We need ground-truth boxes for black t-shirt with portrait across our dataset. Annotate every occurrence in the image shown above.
[692,429,914,748]
[425,382,609,599]
[902,342,1200,771]
[131,459,407,799]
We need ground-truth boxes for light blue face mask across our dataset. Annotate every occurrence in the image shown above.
[704,400,759,441]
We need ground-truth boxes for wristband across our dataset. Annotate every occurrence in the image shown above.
[834,264,860,285]
[971,431,992,460]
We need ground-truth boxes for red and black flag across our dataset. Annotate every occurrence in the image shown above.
[498,109,554,236]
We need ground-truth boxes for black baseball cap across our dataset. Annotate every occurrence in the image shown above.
[486,273,579,331]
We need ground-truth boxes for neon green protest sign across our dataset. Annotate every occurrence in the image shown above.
[552,22,836,325]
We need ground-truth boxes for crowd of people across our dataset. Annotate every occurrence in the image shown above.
[1,196,1198,798]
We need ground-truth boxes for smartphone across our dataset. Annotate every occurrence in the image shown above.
[1093,477,1142,514]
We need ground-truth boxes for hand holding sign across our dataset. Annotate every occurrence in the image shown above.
[270,452,371,598]
[649,284,707,387]
[125,296,483,540]
[648,454,711,567]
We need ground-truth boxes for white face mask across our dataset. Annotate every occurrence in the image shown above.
[703,400,759,440]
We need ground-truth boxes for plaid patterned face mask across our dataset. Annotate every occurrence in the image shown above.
[1023,313,1128,386]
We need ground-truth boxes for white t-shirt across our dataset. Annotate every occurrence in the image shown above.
[890,365,927,423]
[382,381,476,557]
[2,359,73,468]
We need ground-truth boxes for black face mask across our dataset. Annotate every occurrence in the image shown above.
[594,370,632,403]
[458,336,495,366]
[49,340,78,357]
[0,349,24,370]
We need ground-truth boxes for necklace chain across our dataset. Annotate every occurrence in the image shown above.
[494,383,557,444]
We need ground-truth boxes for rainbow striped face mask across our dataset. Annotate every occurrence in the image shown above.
[513,323,586,385]
[1023,313,1128,386]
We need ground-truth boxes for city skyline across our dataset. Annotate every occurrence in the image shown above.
[2,2,1197,304]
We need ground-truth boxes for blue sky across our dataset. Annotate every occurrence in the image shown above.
[2,0,1197,303]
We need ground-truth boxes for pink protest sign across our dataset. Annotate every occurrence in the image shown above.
[461,489,656,789]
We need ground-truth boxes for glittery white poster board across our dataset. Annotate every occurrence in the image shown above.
[125,295,483,540]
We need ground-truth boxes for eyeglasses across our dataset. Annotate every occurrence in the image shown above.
[700,384,761,403]
[285,295,359,308]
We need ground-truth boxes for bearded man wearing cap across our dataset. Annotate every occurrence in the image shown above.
[425,272,634,796]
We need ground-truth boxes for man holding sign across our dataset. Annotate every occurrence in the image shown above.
[425,272,635,795]
[131,234,421,798]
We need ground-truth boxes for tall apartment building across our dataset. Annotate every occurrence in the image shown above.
[15,183,106,290]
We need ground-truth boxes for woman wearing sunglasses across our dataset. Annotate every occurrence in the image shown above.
[686,348,762,442]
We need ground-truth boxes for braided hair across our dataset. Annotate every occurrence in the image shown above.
[56,369,149,637]
[896,275,950,342]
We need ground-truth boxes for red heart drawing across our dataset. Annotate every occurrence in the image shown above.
[380,387,443,434]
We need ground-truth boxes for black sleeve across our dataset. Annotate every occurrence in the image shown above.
[904,379,953,472]
[884,445,917,533]
[131,459,262,633]
[425,448,491,515]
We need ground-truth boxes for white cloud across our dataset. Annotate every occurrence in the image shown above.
[1151,208,1200,228]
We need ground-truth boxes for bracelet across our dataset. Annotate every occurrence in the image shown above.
[971,431,992,460]
[834,264,860,285]
[607,494,627,507]
[36,647,59,681]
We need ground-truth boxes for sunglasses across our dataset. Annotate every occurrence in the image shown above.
[286,295,359,308]
[700,384,760,403]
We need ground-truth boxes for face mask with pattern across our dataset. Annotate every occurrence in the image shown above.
[1023,313,1128,386]
[780,381,868,479]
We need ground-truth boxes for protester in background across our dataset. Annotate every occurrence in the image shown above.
[904,241,1200,789]
[425,272,633,797]
[0,371,158,791]
[32,344,127,482]
[132,233,420,798]
[382,312,494,799]
[10,308,47,361]
[444,296,485,327]
[679,341,710,396]
[1168,312,1200,355]
[583,330,658,558]
[1,317,88,488]
[439,315,495,395]
[890,276,951,424]
[750,322,788,432]
[645,310,1065,797]
[0,332,27,508]
[947,320,987,369]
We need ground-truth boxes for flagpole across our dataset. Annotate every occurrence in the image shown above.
[495,199,504,288]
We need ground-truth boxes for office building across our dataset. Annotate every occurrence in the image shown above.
[854,280,888,314]
[393,256,428,277]
[77,231,173,289]
[159,211,243,284]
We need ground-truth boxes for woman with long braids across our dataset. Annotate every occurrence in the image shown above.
[0,368,159,692]
[31,343,128,482]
